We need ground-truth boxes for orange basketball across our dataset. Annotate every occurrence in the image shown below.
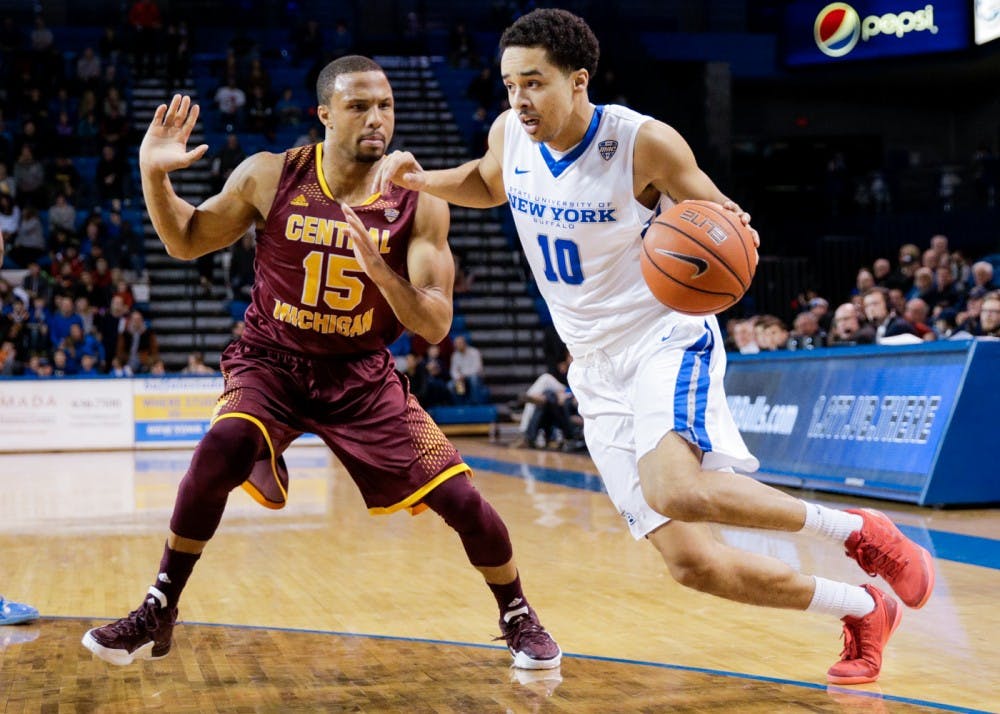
[640,200,758,316]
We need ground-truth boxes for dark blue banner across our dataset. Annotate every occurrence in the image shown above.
[783,0,971,65]
[725,340,1000,504]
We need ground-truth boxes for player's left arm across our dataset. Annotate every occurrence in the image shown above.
[634,120,759,246]
[340,193,454,344]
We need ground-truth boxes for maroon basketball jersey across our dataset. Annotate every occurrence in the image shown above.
[242,143,418,357]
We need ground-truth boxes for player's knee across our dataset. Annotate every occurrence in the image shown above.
[191,418,266,491]
[424,473,485,533]
[641,476,712,522]
[662,543,725,592]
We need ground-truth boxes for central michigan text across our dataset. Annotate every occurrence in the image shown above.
[285,214,390,252]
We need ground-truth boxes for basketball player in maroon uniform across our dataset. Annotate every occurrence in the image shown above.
[82,55,560,670]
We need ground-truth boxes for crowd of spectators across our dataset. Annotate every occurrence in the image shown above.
[0,4,207,378]
[725,233,1000,353]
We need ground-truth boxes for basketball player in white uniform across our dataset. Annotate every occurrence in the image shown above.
[376,8,934,684]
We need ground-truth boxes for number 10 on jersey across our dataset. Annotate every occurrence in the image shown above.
[537,234,584,285]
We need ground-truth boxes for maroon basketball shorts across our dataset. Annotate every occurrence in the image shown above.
[213,340,468,514]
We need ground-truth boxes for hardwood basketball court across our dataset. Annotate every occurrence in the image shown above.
[1,439,996,712]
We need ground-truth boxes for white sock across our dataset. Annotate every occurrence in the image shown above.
[807,576,876,619]
[799,502,864,543]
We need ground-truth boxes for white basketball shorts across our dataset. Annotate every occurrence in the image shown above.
[567,314,759,539]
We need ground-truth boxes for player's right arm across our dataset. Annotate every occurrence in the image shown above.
[140,94,279,260]
[374,111,509,209]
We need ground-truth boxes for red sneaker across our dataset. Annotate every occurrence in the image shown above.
[498,607,562,670]
[81,591,177,666]
[845,508,935,609]
[827,585,901,685]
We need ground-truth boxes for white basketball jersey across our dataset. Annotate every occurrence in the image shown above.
[503,104,691,355]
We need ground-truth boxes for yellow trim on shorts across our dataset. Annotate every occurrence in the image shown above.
[368,463,472,516]
[211,411,287,510]
[315,142,380,205]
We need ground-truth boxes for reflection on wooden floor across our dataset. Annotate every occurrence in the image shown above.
[1,440,997,713]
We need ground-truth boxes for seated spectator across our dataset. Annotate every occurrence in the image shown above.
[955,286,987,336]
[181,351,215,374]
[107,209,143,276]
[872,258,892,287]
[448,334,487,404]
[728,318,759,354]
[52,111,77,157]
[13,145,45,208]
[0,340,20,376]
[827,302,875,347]
[753,315,789,351]
[211,134,246,193]
[786,311,827,351]
[46,295,84,349]
[862,287,919,344]
[808,296,831,331]
[275,87,303,126]
[0,194,21,246]
[970,261,997,292]
[245,85,276,141]
[48,193,77,234]
[980,292,1000,339]
[48,155,83,205]
[148,359,167,375]
[331,18,353,58]
[0,163,16,200]
[10,206,46,267]
[96,144,127,204]
[76,46,102,89]
[21,262,51,302]
[514,356,584,452]
[228,319,245,346]
[214,78,246,132]
[293,125,322,148]
[908,267,935,302]
[78,352,100,375]
[51,348,76,376]
[852,268,875,297]
[98,105,130,153]
[932,265,963,309]
[400,352,428,403]
[109,355,133,377]
[903,298,935,340]
[422,344,452,407]
[116,309,159,373]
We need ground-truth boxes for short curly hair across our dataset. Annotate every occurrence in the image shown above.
[316,55,385,105]
[499,8,600,76]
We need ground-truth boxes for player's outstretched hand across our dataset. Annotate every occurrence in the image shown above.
[375,150,426,195]
[140,94,209,174]
[722,199,760,248]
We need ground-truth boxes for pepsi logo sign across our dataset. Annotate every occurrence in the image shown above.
[814,3,940,57]
[815,2,861,57]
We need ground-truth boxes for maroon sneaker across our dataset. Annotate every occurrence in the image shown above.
[845,508,935,609]
[81,590,177,666]
[498,606,561,670]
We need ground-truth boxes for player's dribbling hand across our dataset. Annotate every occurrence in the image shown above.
[722,199,760,248]
[374,150,426,195]
[340,203,386,279]
[140,94,210,174]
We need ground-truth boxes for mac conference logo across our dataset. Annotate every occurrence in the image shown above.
[815,2,862,57]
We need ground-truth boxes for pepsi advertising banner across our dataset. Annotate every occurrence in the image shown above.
[783,0,971,65]
[724,340,1000,505]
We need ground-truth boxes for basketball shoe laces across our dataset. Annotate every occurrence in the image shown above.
[111,598,167,639]
[497,613,549,653]
[838,613,878,666]
[852,540,906,580]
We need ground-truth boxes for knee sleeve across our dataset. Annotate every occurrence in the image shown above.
[169,417,267,541]
[423,474,513,568]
